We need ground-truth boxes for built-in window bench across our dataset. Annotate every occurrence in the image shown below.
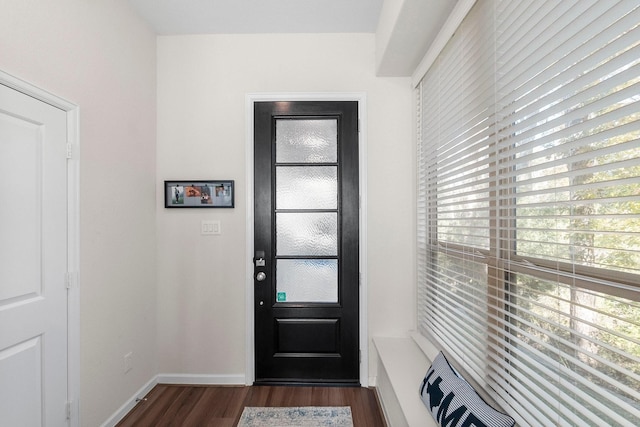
[374,332,440,427]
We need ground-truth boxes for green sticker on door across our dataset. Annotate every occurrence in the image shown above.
[277,292,287,302]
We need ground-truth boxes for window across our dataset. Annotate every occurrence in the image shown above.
[416,1,640,425]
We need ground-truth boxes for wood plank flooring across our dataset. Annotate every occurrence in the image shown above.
[116,385,387,426]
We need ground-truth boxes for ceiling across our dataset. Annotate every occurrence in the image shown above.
[127,0,384,35]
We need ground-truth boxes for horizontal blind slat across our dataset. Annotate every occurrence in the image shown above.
[496,1,632,98]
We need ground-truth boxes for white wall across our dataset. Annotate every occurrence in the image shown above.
[156,33,415,381]
[0,1,158,425]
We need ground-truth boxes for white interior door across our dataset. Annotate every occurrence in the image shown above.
[0,83,69,426]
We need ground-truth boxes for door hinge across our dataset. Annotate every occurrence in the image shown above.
[65,272,75,289]
[66,400,72,420]
[66,142,73,159]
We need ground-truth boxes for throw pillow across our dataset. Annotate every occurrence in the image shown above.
[419,352,515,427]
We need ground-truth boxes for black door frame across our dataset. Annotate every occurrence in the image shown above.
[245,93,368,386]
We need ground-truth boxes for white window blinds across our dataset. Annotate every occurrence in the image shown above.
[416,1,640,426]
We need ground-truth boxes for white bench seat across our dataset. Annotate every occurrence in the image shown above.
[374,335,439,427]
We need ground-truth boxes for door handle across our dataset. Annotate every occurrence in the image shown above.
[256,272,267,282]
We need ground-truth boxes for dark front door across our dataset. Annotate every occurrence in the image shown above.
[253,101,359,385]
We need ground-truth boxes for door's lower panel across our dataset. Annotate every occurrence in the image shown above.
[254,316,359,386]
[276,318,339,354]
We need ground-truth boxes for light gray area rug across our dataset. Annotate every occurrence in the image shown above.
[237,406,354,427]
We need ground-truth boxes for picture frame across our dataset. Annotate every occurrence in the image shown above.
[164,180,234,208]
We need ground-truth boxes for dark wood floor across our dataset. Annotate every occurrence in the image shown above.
[116,384,387,427]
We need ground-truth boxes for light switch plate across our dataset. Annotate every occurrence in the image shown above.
[201,220,221,235]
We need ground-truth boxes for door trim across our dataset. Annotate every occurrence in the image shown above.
[0,70,80,427]
[245,93,368,387]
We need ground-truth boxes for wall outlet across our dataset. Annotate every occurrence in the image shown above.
[123,352,133,374]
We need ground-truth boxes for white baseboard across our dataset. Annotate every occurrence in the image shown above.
[100,373,246,426]
[368,375,377,388]
[100,376,158,427]
[157,373,246,385]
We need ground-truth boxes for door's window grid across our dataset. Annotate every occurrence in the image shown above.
[274,118,340,303]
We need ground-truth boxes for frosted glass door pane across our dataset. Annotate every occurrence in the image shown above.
[276,213,337,256]
[276,166,337,210]
[276,119,337,163]
[276,259,338,302]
